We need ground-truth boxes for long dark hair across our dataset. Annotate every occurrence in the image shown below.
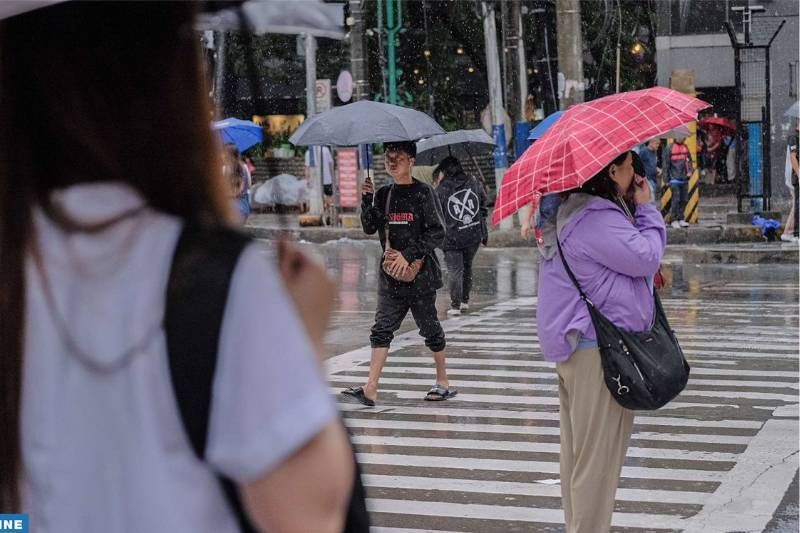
[0,2,229,511]
[575,151,636,214]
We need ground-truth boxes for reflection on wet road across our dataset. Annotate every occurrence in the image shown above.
[297,239,799,532]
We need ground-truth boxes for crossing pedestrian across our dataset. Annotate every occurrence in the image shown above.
[664,135,693,228]
[537,150,666,533]
[781,123,799,242]
[434,156,488,316]
[0,3,357,532]
[342,141,455,406]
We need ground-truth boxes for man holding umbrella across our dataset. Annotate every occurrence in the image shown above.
[342,141,453,406]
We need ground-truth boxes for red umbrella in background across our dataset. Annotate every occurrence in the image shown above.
[492,87,710,226]
[698,116,736,132]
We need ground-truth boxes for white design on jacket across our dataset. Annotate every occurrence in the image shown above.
[447,188,479,225]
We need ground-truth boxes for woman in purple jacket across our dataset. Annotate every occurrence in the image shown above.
[536,150,666,533]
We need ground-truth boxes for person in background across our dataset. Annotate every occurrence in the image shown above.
[224,145,248,223]
[304,145,335,215]
[239,151,252,221]
[638,138,661,205]
[0,3,354,532]
[342,141,453,406]
[434,156,487,316]
[664,135,693,228]
[537,150,665,533]
[781,123,799,242]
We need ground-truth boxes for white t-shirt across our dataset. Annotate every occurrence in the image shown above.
[22,183,337,532]
[305,146,334,185]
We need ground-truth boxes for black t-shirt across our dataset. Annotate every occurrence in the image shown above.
[360,178,446,293]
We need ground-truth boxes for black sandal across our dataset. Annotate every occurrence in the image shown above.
[341,387,375,407]
[425,384,457,401]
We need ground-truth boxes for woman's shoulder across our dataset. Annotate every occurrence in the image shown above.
[559,195,627,240]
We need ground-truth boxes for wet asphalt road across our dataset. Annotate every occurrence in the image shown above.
[279,239,800,532]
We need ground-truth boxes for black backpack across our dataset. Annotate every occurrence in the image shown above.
[164,223,369,532]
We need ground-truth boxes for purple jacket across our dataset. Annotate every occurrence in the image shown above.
[537,194,666,363]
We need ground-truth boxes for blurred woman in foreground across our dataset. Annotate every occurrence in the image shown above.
[0,3,352,532]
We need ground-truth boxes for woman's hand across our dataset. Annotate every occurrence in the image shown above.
[632,175,651,205]
[520,219,533,239]
[277,239,336,355]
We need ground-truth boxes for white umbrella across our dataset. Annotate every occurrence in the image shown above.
[196,1,345,40]
[784,101,799,119]
[289,100,445,146]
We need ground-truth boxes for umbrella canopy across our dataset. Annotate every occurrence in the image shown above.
[658,124,691,139]
[492,87,710,225]
[528,111,564,140]
[196,0,345,40]
[289,100,445,146]
[784,101,799,118]
[214,118,264,153]
[698,116,736,132]
[415,129,494,166]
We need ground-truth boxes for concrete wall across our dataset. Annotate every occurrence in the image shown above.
[758,3,799,200]
[656,34,736,89]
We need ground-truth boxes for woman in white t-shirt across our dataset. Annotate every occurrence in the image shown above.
[0,3,353,532]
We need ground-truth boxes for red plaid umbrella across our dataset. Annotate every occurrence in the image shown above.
[698,116,736,132]
[492,87,710,225]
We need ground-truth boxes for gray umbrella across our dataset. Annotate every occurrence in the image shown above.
[784,101,799,119]
[289,100,445,146]
[415,129,495,166]
[659,124,691,139]
[196,1,345,40]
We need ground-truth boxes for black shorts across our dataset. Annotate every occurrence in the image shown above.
[323,184,333,197]
[370,289,446,352]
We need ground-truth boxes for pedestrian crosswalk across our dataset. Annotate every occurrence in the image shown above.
[328,292,799,532]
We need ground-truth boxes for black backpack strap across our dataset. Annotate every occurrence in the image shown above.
[164,223,256,533]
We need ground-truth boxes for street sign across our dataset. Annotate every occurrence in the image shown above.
[315,79,331,113]
[337,147,359,208]
[336,70,353,103]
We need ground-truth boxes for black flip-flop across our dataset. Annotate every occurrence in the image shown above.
[425,384,457,401]
[341,387,375,407]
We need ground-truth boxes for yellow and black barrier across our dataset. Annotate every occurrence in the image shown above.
[659,121,700,224]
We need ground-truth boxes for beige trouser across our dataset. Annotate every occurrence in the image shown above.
[556,347,635,533]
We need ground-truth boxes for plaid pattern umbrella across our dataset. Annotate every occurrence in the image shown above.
[492,87,710,225]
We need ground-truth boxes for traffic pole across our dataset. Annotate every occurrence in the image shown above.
[482,1,512,230]
[304,33,324,218]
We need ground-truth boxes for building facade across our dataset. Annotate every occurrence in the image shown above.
[655,0,799,201]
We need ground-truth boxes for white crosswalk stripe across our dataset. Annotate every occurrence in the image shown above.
[327,293,799,532]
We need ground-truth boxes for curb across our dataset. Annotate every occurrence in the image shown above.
[245,225,768,247]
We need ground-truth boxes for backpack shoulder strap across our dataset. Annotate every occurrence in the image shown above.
[164,222,257,533]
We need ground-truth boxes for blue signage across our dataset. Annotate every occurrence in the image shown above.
[0,515,28,533]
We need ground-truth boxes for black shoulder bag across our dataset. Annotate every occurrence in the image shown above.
[164,223,369,532]
[555,238,690,410]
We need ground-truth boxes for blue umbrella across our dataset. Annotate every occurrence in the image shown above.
[213,118,263,152]
[527,111,564,141]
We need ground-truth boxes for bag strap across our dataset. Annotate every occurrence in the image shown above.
[164,223,257,533]
[165,224,371,533]
[555,237,594,307]
[383,184,394,247]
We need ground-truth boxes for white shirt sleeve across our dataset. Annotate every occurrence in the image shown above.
[205,243,338,482]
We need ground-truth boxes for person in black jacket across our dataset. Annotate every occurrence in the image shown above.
[341,141,455,406]
[434,157,487,315]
